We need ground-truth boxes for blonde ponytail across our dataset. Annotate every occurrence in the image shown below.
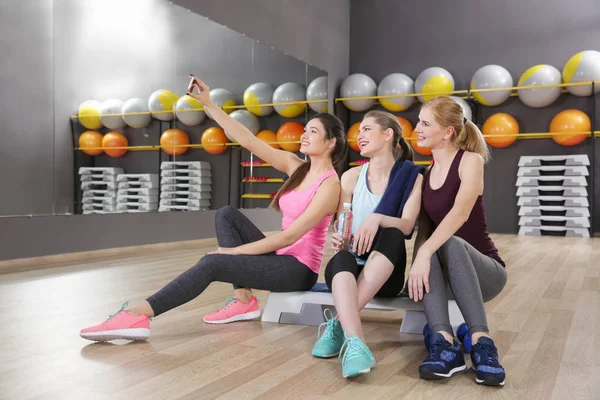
[457,119,490,162]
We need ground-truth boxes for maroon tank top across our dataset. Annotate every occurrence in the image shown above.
[422,150,505,267]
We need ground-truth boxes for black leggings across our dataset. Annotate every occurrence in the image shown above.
[146,206,318,316]
[324,227,407,297]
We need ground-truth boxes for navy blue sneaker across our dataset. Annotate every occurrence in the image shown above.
[419,332,466,380]
[470,337,506,386]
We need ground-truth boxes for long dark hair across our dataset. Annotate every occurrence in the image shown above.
[271,113,347,211]
[364,110,413,161]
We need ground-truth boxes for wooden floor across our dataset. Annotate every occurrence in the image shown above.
[1,233,598,399]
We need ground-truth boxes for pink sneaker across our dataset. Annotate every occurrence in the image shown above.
[203,296,261,324]
[80,302,150,342]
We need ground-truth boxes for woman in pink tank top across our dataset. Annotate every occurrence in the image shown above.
[79,76,348,342]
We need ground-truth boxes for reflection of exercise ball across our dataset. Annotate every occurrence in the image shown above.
[470,65,513,106]
[228,110,260,141]
[78,100,103,129]
[451,97,473,121]
[243,82,274,116]
[378,73,415,112]
[148,89,179,121]
[273,82,306,118]
[346,122,360,152]
[562,50,600,96]
[307,76,328,112]
[517,65,562,108]
[550,109,590,146]
[409,129,432,156]
[122,98,151,128]
[100,99,126,130]
[415,67,454,103]
[482,113,519,148]
[79,131,103,156]
[102,132,128,158]
[160,129,190,155]
[277,122,304,152]
[256,130,280,149]
[340,73,377,111]
[201,126,229,155]
[396,116,413,140]
[174,95,205,126]
[207,88,237,119]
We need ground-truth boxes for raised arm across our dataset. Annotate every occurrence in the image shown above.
[187,76,303,176]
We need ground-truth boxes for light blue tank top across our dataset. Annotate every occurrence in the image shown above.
[350,163,383,264]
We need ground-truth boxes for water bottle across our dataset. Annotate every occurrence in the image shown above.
[335,202,353,252]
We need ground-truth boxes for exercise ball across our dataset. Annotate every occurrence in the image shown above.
[451,97,473,121]
[256,130,280,149]
[340,73,377,111]
[409,129,432,156]
[378,73,415,112]
[307,76,328,112]
[201,126,229,155]
[102,132,128,158]
[562,50,600,96]
[79,131,103,156]
[78,100,103,130]
[243,82,274,117]
[517,64,562,108]
[482,113,519,148]
[160,129,190,155]
[206,88,237,119]
[174,95,205,126]
[148,89,179,121]
[122,98,151,128]
[415,67,455,103]
[228,110,260,141]
[100,99,126,130]
[277,122,304,152]
[396,116,413,140]
[470,65,513,106]
[550,109,590,146]
[273,82,306,118]
[346,122,360,152]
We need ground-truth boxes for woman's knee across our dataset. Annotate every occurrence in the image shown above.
[325,251,359,289]
[216,205,236,221]
[437,236,469,261]
[372,227,407,266]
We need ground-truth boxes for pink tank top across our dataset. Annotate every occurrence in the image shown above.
[275,169,337,274]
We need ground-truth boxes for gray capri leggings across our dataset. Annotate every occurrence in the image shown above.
[423,236,507,335]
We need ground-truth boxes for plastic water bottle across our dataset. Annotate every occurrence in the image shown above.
[335,202,353,252]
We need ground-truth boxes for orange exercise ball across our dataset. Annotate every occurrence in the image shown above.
[161,129,190,155]
[409,129,432,156]
[346,122,360,152]
[483,113,519,148]
[256,130,280,149]
[79,131,103,156]
[550,109,590,146]
[396,116,413,140]
[277,121,304,152]
[102,132,128,158]
[201,126,229,155]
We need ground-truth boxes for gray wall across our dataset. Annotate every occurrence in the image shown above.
[0,0,348,261]
[349,0,599,234]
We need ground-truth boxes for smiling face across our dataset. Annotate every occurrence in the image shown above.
[414,106,455,150]
[357,116,394,158]
[299,117,334,157]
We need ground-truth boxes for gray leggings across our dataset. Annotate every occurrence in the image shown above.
[423,236,507,335]
[146,206,318,317]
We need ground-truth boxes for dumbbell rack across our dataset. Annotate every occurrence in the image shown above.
[516,154,591,237]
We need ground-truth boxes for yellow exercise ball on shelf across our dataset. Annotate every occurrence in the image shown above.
[517,64,562,108]
[415,67,454,103]
[562,50,600,97]
[148,89,179,121]
[470,64,513,106]
[78,100,103,129]
[243,82,275,117]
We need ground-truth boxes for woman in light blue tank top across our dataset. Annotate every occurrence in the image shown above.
[311,110,424,379]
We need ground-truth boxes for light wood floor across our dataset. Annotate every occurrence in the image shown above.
[1,233,598,399]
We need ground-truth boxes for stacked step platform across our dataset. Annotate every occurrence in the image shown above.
[159,161,212,212]
[79,167,123,214]
[116,174,159,213]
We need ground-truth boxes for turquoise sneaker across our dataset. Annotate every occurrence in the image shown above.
[312,309,344,358]
[338,331,376,378]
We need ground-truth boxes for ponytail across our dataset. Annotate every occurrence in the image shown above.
[457,119,490,162]
[364,110,413,162]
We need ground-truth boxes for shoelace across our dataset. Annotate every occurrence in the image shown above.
[476,342,500,365]
[338,336,365,363]
[106,301,129,321]
[317,309,338,340]
[220,296,237,310]
[424,339,446,362]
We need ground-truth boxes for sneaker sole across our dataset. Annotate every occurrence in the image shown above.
[203,309,261,324]
[472,366,506,386]
[80,328,150,342]
[312,351,340,358]
[420,364,467,380]
[343,360,376,378]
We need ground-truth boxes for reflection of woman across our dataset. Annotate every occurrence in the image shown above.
[312,110,423,378]
[80,76,348,341]
[408,96,507,386]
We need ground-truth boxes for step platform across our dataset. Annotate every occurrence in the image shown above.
[81,181,118,191]
[160,184,212,193]
[160,176,212,185]
[516,176,587,187]
[159,198,210,208]
[116,174,159,186]
[518,155,590,167]
[117,188,159,197]
[160,191,211,200]
[116,195,159,204]
[158,205,202,212]
[116,202,158,212]
[82,197,117,206]
[517,196,589,207]
[82,203,116,212]
[160,169,212,178]
[518,206,590,218]
[82,190,117,199]
[518,216,590,228]
[78,167,124,176]
[80,174,119,183]
[160,161,211,170]
[517,166,589,177]
[516,186,588,197]
[518,226,590,238]
[118,181,158,190]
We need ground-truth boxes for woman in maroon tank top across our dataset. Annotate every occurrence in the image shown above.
[408,96,508,387]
